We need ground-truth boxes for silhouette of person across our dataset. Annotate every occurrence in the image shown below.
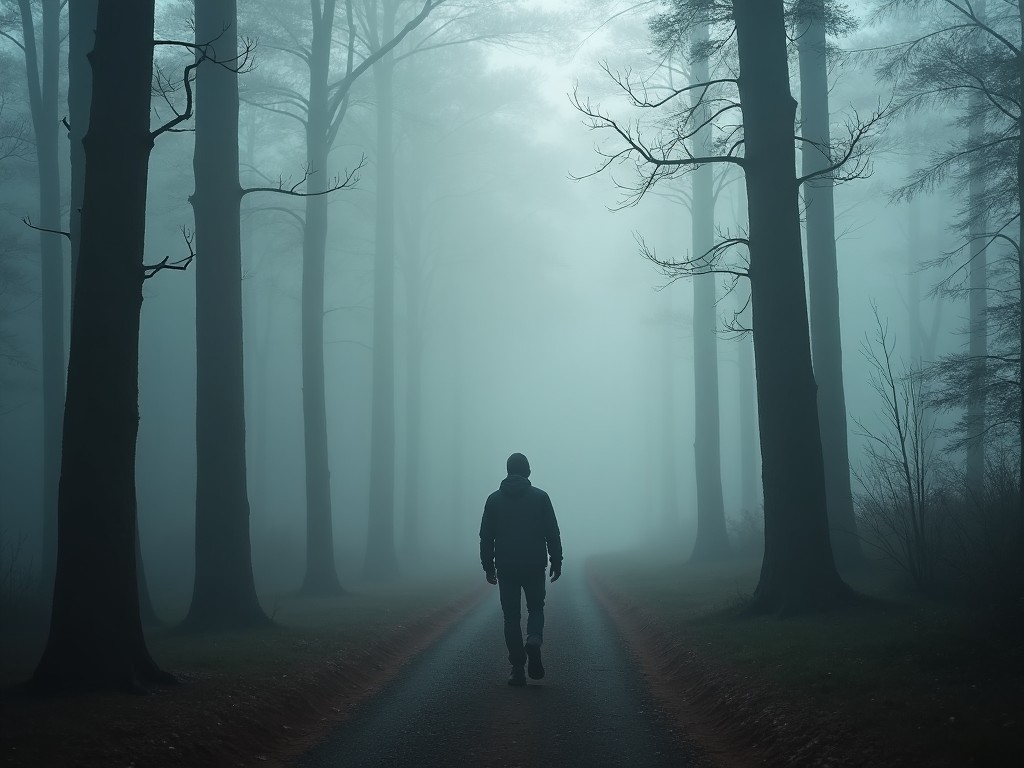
[479,452,563,686]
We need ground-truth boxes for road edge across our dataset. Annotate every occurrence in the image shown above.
[586,562,764,768]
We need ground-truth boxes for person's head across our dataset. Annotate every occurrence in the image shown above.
[506,452,530,478]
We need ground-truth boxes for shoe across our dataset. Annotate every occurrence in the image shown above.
[508,666,526,686]
[525,635,545,680]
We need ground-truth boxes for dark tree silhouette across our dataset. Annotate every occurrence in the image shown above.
[6,0,63,593]
[796,0,862,568]
[32,0,174,691]
[245,0,438,593]
[185,0,268,630]
[574,0,881,612]
[688,19,729,561]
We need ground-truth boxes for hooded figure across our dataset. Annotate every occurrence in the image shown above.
[479,453,563,686]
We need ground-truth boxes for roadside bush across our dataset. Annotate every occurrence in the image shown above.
[853,308,945,594]
[940,449,1024,609]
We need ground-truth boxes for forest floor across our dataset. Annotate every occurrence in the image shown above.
[588,552,1023,767]
[0,573,484,768]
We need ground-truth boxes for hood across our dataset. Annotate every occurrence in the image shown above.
[499,474,532,497]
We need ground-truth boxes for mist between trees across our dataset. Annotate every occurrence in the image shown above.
[0,0,1021,690]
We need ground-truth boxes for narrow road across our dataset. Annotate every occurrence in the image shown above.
[296,567,701,767]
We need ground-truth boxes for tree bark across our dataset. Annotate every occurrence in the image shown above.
[797,0,862,568]
[67,0,95,292]
[1016,9,1024,547]
[734,0,849,614]
[19,0,64,595]
[32,0,170,691]
[298,3,343,594]
[966,1,988,495]
[738,296,758,516]
[185,0,268,629]
[689,20,729,560]
[365,0,401,579]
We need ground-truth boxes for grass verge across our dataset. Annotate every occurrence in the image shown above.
[1,574,484,767]
[588,552,1022,768]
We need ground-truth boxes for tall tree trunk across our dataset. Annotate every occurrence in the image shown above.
[20,0,64,595]
[185,0,267,629]
[797,0,862,569]
[365,1,400,579]
[298,5,343,594]
[32,0,170,691]
[966,1,988,495]
[689,21,729,560]
[401,213,425,561]
[659,291,679,535]
[241,116,266,534]
[734,0,849,614]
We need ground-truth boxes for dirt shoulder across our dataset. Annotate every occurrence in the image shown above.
[1,577,485,768]
[588,553,1022,768]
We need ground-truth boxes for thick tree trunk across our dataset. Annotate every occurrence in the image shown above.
[797,0,862,569]
[365,3,400,579]
[185,0,267,629]
[298,8,343,594]
[20,0,64,595]
[689,23,729,560]
[734,0,849,614]
[32,0,170,691]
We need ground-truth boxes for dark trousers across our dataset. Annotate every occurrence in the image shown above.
[497,564,546,667]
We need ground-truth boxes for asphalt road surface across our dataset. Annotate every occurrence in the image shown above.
[296,567,700,767]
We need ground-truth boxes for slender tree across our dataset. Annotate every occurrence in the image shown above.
[658,290,680,535]
[185,0,268,629]
[796,0,862,568]
[575,0,878,611]
[364,0,402,579]
[8,0,63,591]
[246,0,438,593]
[688,19,729,560]
[33,0,173,690]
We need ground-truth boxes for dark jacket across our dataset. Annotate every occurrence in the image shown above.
[479,474,563,573]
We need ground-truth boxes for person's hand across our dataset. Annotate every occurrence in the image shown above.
[549,565,561,582]
[485,570,497,585]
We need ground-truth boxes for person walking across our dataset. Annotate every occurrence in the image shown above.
[479,452,563,686]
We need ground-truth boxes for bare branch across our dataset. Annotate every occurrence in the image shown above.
[143,227,195,280]
[240,155,367,199]
[21,216,70,241]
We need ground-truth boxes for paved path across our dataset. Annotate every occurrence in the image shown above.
[296,567,699,767]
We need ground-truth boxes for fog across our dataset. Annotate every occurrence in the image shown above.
[0,0,1002,619]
